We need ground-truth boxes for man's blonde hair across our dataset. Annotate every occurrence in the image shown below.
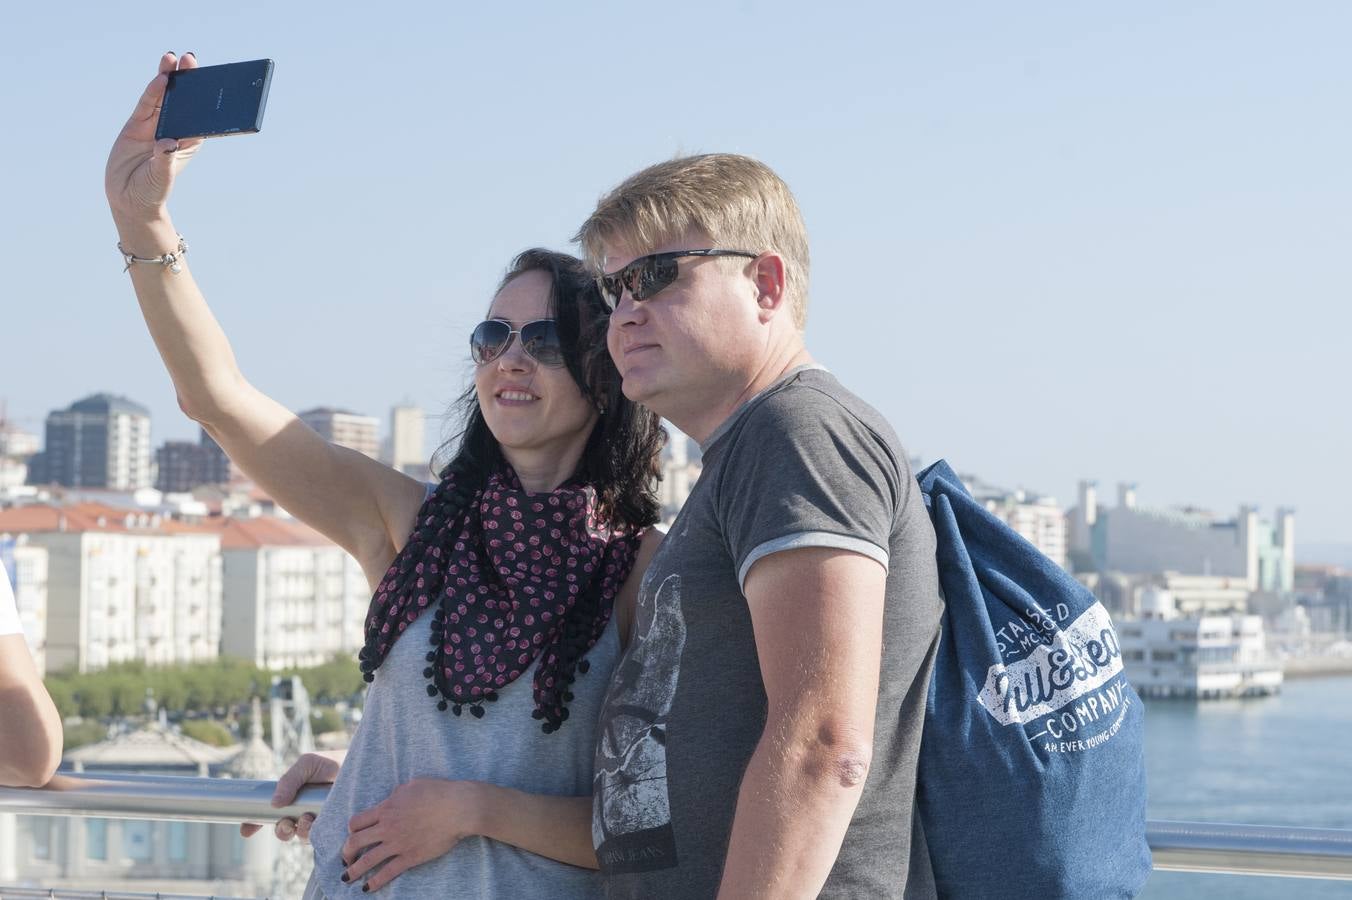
[574,154,811,329]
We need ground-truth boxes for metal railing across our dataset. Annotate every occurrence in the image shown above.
[2,774,1352,883]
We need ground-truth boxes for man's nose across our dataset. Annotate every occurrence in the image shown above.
[608,290,645,327]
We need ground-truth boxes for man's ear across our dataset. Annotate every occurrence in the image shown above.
[751,253,788,323]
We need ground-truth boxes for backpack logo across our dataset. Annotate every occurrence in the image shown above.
[976,601,1125,727]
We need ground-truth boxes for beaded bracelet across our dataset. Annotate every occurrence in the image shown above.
[117,234,188,274]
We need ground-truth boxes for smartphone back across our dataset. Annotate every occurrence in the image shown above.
[156,59,274,141]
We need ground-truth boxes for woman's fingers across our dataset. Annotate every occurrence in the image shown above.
[127,73,168,126]
[341,823,382,866]
[343,839,397,884]
[273,817,299,842]
[240,822,262,838]
[360,854,414,893]
[295,812,317,841]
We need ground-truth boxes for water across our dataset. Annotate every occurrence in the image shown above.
[1139,674,1352,898]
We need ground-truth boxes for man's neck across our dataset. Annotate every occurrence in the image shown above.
[676,346,816,445]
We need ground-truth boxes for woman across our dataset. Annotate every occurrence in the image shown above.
[106,52,663,897]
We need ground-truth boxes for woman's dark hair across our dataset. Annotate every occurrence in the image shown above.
[432,248,664,533]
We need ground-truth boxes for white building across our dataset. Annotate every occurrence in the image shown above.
[0,457,27,490]
[218,517,369,669]
[0,503,222,673]
[1069,480,1295,593]
[0,536,49,673]
[659,433,703,524]
[1118,588,1283,699]
[964,474,1067,569]
[298,407,380,460]
[385,404,427,477]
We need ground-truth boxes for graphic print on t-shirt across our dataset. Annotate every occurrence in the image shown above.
[593,573,686,873]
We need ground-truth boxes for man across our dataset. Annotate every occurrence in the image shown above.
[579,155,944,899]
[0,568,62,787]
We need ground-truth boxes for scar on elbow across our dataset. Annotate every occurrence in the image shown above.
[835,754,871,788]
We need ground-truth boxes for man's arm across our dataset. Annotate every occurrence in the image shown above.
[0,634,63,787]
[716,546,886,899]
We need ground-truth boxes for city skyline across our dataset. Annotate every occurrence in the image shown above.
[6,386,1346,565]
[3,2,1349,546]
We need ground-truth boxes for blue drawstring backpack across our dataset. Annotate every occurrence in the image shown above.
[914,460,1151,899]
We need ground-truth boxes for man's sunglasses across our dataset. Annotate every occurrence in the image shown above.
[469,318,565,367]
[596,249,759,311]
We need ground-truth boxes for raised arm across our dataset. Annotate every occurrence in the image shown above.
[105,54,425,583]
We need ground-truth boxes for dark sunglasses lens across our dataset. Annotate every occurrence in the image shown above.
[634,256,679,300]
[521,320,564,366]
[470,320,511,364]
[598,275,623,311]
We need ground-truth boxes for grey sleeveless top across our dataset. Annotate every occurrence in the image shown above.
[307,488,619,899]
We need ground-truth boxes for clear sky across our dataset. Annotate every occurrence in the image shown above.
[2,2,1349,549]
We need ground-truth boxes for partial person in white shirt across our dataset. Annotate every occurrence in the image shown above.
[0,569,62,787]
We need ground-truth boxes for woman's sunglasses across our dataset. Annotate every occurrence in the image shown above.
[469,318,565,367]
[596,249,759,311]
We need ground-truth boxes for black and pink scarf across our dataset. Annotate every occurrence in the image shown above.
[357,466,639,732]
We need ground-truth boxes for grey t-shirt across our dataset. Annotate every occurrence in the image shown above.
[592,367,943,899]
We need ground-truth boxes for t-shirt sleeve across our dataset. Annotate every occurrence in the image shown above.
[716,386,905,592]
[0,570,22,637]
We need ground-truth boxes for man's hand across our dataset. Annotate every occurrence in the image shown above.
[240,751,341,842]
[341,779,484,892]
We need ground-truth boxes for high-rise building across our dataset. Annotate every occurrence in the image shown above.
[154,429,237,493]
[28,394,152,490]
[298,407,380,459]
[386,404,426,476]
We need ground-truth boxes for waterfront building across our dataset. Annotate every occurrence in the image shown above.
[1068,480,1295,592]
[1119,588,1283,699]
[1,718,271,894]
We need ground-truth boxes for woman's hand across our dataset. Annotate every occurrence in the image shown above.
[240,751,342,843]
[341,779,485,892]
[105,52,204,226]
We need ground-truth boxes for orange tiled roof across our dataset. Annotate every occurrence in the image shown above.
[0,503,217,536]
[214,516,335,549]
